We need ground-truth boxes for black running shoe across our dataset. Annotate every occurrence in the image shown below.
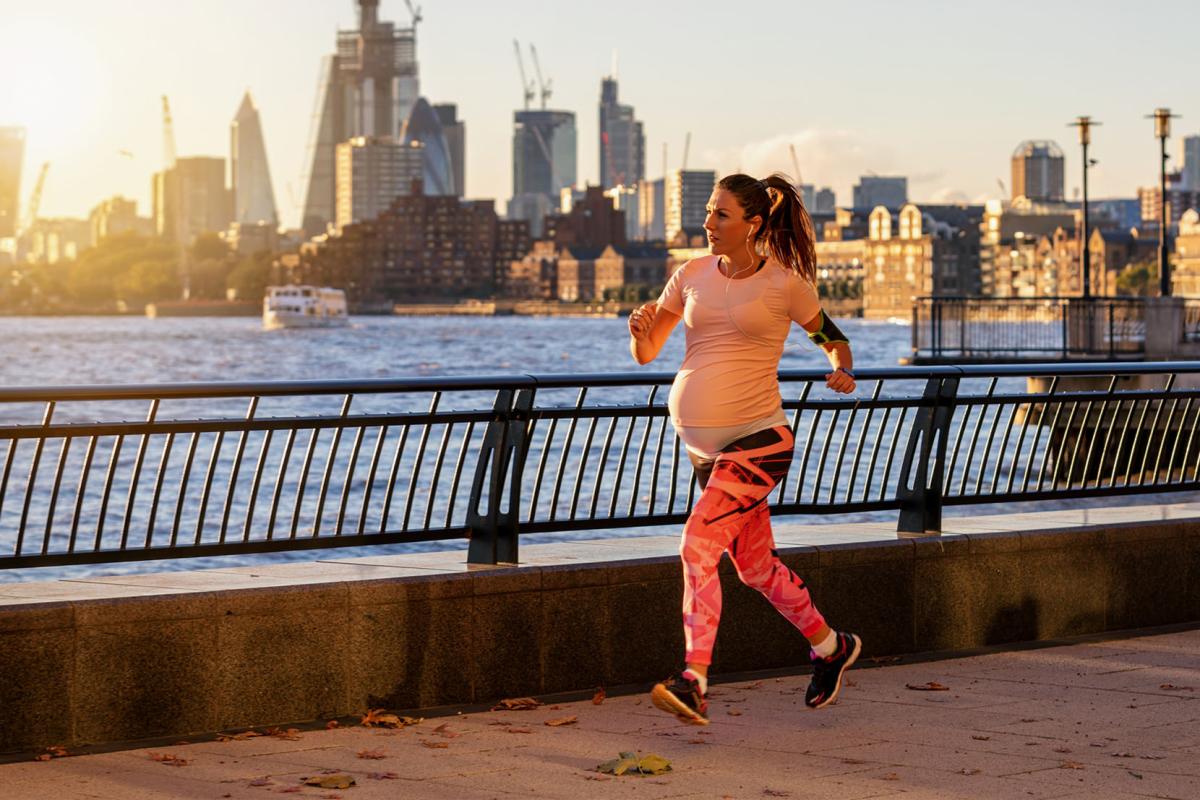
[651,670,709,725]
[805,632,862,709]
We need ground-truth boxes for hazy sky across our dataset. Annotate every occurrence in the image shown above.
[3,0,1198,229]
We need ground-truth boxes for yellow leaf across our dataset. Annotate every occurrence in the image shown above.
[491,696,542,711]
[303,774,356,789]
[545,716,578,727]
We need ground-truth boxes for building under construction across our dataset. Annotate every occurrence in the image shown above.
[301,0,421,237]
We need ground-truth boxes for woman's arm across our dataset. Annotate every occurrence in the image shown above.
[800,310,856,394]
[628,302,681,365]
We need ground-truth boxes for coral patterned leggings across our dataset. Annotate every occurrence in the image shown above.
[680,425,826,666]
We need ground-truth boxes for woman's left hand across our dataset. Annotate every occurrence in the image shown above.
[825,367,856,394]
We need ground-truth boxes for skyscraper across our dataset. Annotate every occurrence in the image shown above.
[509,109,576,236]
[1011,140,1065,203]
[401,98,454,196]
[1182,134,1200,191]
[665,169,716,244]
[598,76,644,189]
[335,137,424,231]
[852,176,908,210]
[433,103,465,197]
[152,157,232,243]
[230,92,278,227]
[0,127,24,238]
[301,0,420,236]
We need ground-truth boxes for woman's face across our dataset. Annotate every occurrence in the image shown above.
[704,189,761,258]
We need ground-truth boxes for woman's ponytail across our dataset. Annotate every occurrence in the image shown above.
[717,172,818,282]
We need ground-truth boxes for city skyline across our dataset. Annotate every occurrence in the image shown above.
[3,0,1199,230]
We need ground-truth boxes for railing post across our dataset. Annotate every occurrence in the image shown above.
[467,386,535,565]
[896,374,960,535]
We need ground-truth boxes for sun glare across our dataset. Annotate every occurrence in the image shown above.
[0,19,109,154]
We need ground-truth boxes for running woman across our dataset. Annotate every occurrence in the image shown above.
[628,173,861,725]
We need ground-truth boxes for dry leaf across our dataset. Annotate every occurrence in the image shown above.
[266,727,301,741]
[367,772,400,780]
[325,720,340,730]
[491,696,542,711]
[35,745,67,761]
[971,735,990,741]
[420,740,449,749]
[302,774,355,789]
[592,687,606,705]
[148,752,190,767]
[34,755,52,762]
[361,709,421,728]
[505,727,533,734]
[883,773,899,781]
[595,751,672,776]
[727,709,743,716]
[1160,684,1195,691]
[687,738,709,745]
[1128,771,1143,779]
[432,723,461,738]
[544,716,578,727]
[1054,746,1072,753]
[356,749,386,759]
[959,768,981,775]
[763,790,791,797]
[1060,761,1085,770]
[218,730,265,742]
[905,682,949,691]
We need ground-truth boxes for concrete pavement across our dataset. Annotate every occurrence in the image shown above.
[2,627,1197,800]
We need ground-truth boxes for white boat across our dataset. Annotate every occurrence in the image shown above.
[263,285,349,330]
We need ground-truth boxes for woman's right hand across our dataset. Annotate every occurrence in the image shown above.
[628,302,658,340]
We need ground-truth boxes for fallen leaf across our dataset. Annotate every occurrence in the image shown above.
[971,735,990,741]
[361,709,421,729]
[592,687,606,705]
[959,768,981,775]
[883,773,899,781]
[367,772,400,780]
[420,741,449,749]
[687,738,709,745]
[431,722,461,738]
[1111,751,1136,758]
[218,730,265,742]
[762,790,791,797]
[1054,747,1072,754]
[491,696,542,711]
[266,727,301,741]
[1160,684,1194,691]
[148,752,190,767]
[356,749,386,759]
[727,709,743,716]
[505,727,533,734]
[1060,761,1085,770]
[545,716,578,727]
[325,720,340,730]
[595,751,672,776]
[33,755,51,762]
[1128,771,1143,779]
[36,745,67,761]
[303,774,355,789]
[905,682,950,691]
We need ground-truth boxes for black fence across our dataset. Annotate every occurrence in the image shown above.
[1,363,1198,569]
[912,296,1146,363]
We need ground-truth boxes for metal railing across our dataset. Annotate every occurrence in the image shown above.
[1186,300,1200,343]
[1,363,1199,569]
[912,296,1146,363]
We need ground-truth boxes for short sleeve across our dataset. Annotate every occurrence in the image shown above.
[657,262,687,316]
[786,273,822,326]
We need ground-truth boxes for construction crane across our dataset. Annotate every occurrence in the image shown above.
[681,132,691,172]
[512,40,535,110]
[403,0,422,30]
[161,95,177,169]
[20,162,49,235]
[528,43,552,110]
[789,143,803,186]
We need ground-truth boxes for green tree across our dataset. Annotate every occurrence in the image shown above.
[116,258,180,305]
[1115,260,1157,296]
[226,251,274,301]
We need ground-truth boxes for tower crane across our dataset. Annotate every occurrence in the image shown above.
[20,162,49,235]
[512,40,535,110]
[789,143,803,185]
[528,44,552,110]
[403,0,423,30]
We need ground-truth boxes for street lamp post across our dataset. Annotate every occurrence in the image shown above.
[1069,116,1100,298]
[1147,108,1179,296]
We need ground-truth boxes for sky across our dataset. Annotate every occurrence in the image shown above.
[2,0,1199,230]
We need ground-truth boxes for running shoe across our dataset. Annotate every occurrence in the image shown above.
[805,631,862,709]
[651,670,709,725]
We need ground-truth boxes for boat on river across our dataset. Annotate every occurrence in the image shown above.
[263,286,349,330]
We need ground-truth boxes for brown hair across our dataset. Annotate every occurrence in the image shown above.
[716,172,817,282]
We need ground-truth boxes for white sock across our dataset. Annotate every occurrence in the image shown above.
[682,668,708,695]
[811,630,837,659]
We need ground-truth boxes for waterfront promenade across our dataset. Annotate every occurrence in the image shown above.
[1,625,1196,799]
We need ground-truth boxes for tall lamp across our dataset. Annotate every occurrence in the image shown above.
[1069,116,1100,297]
[1147,108,1179,296]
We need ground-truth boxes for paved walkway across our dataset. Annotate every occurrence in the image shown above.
[3,628,1197,800]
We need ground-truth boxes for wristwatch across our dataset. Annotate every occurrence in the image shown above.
[837,367,855,379]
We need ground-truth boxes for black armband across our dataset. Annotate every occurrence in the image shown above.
[807,310,849,347]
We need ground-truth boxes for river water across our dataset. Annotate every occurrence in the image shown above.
[0,315,1192,582]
